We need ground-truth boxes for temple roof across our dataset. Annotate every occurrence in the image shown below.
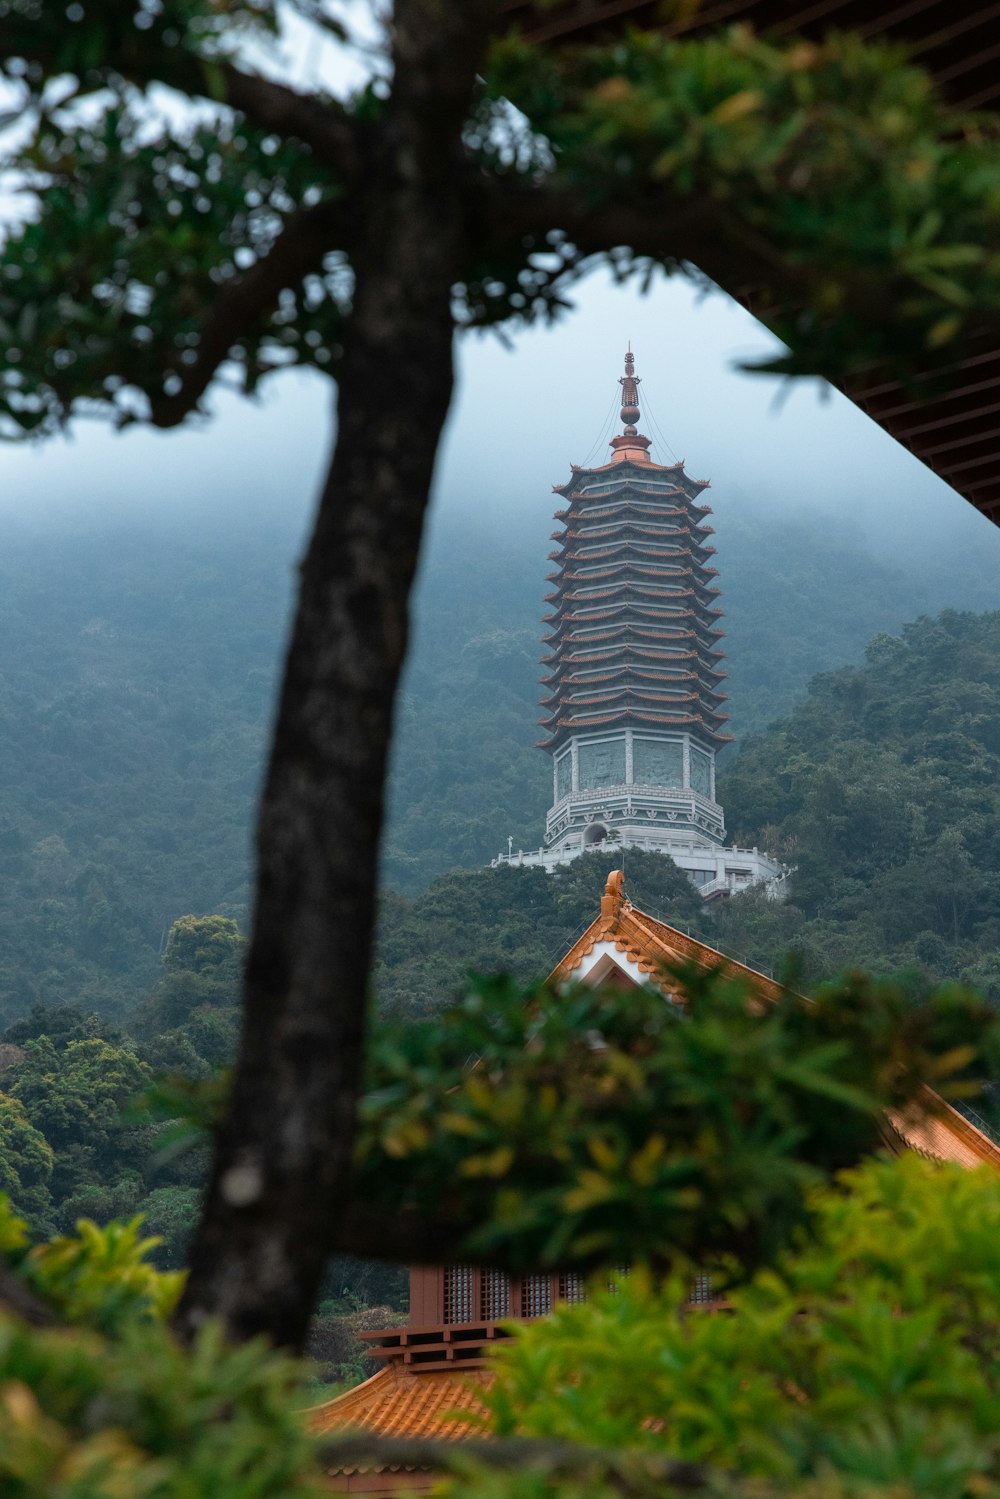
[552,871,1000,1175]
[310,872,1000,1478]
[548,868,787,1001]
[886,1089,1000,1171]
[308,1365,492,1445]
[308,1365,494,1489]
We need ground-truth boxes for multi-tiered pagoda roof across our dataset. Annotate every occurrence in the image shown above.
[539,351,732,753]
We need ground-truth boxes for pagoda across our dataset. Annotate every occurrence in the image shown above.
[495,350,786,897]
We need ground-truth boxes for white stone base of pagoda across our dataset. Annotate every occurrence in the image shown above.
[545,780,727,849]
[491,831,790,900]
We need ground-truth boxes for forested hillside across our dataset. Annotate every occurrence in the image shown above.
[0,516,291,1022]
[378,611,1000,1012]
[712,609,1000,997]
[375,849,705,1020]
[0,913,403,1387]
[0,498,998,1026]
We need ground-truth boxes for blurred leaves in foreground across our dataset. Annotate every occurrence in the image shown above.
[356,965,1000,1277]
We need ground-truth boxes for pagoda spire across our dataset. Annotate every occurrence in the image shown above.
[619,344,641,434]
[609,344,652,462]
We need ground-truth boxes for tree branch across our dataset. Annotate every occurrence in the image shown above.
[148,198,349,429]
[464,170,988,383]
[316,1433,735,1495]
[6,28,364,178]
[215,64,362,174]
[466,175,804,312]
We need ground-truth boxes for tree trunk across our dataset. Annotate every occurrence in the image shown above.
[177,0,496,1351]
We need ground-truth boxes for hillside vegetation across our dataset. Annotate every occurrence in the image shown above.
[2,519,1000,1371]
[714,609,1000,997]
[377,610,1000,1012]
[0,501,997,1025]
[385,506,1000,889]
[0,517,289,1022]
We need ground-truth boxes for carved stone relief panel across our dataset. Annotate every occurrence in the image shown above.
[632,737,684,787]
[578,737,626,789]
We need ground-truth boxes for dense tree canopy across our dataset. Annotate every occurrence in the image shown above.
[0,1092,53,1230]
[0,518,287,1025]
[4,980,1000,1497]
[714,610,1000,997]
[0,916,242,1266]
[375,849,704,1019]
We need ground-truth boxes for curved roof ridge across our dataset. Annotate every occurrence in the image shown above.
[550,872,1000,1177]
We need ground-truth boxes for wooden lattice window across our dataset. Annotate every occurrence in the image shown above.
[521,1274,553,1317]
[480,1270,511,1321]
[443,1265,474,1324]
[689,1275,713,1305]
[557,1272,586,1305]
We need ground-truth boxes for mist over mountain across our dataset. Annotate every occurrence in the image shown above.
[0,470,996,1027]
[0,512,293,1020]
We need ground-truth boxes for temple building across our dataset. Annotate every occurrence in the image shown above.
[493,351,787,897]
[309,871,1000,1490]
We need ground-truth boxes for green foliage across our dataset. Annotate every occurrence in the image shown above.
[0,4,349,436]
[0,516,282,1026]
[382,514,1000,896]
[133,915,243,1074]
[357,966,1000,1277]
[0,1193,30,1255]
[483,27,1000,379]
[0,507,993,1021]
[8,1037,151,1212]
[130,1185,202,1273]
[3,8,1000,433]
[0,1097,53,1230]
[4,11,1000,1485]
[305,1300,399,1390]
[2,1005,123,1052]
[0,1200,326,1495]
[0,1316,326,1497]
[25,1216,184,1333]
[475,1153,1000,1499]
[163,914,243,977]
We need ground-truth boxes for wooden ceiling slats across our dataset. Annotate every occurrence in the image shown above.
[849,342,1000,402]
[906,429,1000,464]
[906,4,1000,58]
[883,399,1000,442]
[927,447,1000,479]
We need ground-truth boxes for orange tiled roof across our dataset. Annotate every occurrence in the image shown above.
[548,874,787,1005]
[887,1088,1000,1170]
[552,874,1000,1175]
[307,1365,494,1471]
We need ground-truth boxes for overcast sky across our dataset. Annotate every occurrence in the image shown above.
[4,268,999,586]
